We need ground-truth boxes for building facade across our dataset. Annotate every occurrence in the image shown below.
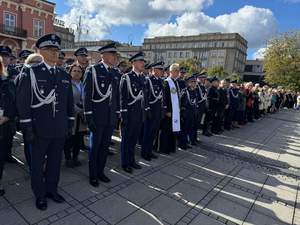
[54,23,75,49]
[63,40,141,64]
[0,0,55,54]
[143,33,248,74]
[243,59,264,83]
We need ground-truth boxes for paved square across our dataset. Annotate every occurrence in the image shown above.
[0,110,300,224]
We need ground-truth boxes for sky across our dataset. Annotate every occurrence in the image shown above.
[52,0,300,59]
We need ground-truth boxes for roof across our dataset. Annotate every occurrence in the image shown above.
[41,0,56,6]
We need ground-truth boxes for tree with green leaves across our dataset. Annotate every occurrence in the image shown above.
[177,58,203,74]
[207,66,230,79]
[264,32,300,91]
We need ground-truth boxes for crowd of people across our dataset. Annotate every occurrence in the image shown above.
[0,33,299,211]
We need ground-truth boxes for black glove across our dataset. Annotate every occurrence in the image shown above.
[22,127,35,143]
[86,118,97,133]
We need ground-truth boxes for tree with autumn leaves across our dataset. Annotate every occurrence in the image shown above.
[264,32,300,91]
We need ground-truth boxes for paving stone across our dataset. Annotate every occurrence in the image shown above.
[59,169,85,187]
[88,194,137,224]
[168,180,209,204]
[0,196,9,210]
[185,172,219,191]
[0,206,28,225]
[205,195,250,225]
[252,197,294,224]
[145,171,181,190]
[50,212,94,225]
[2,164,28,183]
[189,212,224,225]
[62,180,107,201]
[14,197,70,224]
[161,165,192,179]
[3,180,34,205]
[144,195,190,224]
[118,182,160,206]
[243,209,288,225]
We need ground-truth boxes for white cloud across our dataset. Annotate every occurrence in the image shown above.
[60,0,213,40]
[60,1,277,48]
[252,47,266,59]
[146,5,277,48]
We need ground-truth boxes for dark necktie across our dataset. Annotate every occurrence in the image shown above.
[50,68,55,75]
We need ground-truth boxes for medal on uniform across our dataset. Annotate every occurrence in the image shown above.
[40,88,45,95]
[101,83,105,88]
[171,87,177,94]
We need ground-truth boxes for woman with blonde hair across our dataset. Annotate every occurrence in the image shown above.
[0,56,16,196]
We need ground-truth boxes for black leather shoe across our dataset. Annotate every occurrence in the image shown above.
[0,189,5,196]
[131,162,142,169]
[142,155,152,161]
[6,157,17,164]
[46,192,65,203]
[203,132,213,137]
[89,179,99,187]
[98,174,111,183]
[36,197,47,210]
[150,153,158,159]
[122,166,133,173]
[178,145,187,150]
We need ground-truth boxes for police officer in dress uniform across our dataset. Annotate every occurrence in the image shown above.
[16,50,33,70]
[180,75,199,149]
[207,76,220,134]
[229,80,240,128]
[0,46,18,163]
[74,47,89,71]
[0,56,16,196]
[120,52,149,173]
[56,51,66,69]
[141,61,164,161]
[83,42,120,187]
[196,72,212,137]
[177,67,188,149]
[218,79,229,133]
[16,34,74,210]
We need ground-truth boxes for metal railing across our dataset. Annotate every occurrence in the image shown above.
[0,24,27,38]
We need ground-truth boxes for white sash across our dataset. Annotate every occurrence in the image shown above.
[166,77,180,132]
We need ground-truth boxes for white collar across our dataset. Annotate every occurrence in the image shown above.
[101,61,110,71]
[43,61,56,71]
[132,70,141,76]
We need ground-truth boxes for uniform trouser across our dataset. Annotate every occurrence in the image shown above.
[64,132,83,160]
[159,117,177,154]
[31,137,64,198]
[178,122,187,147]
[120,119,142,167]
[0,136,6,180]
[186,117,197,144]
[224,108,232,129]
[141,117,160,157]
[246,107,253,122]
[24,141,31,169]
[89,125,112,179]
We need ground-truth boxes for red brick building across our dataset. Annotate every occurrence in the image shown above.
[0,0,55,55]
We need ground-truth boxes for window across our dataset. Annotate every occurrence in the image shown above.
[4,12,16,31]
[180,52,183,58]
[33,19,45,38]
